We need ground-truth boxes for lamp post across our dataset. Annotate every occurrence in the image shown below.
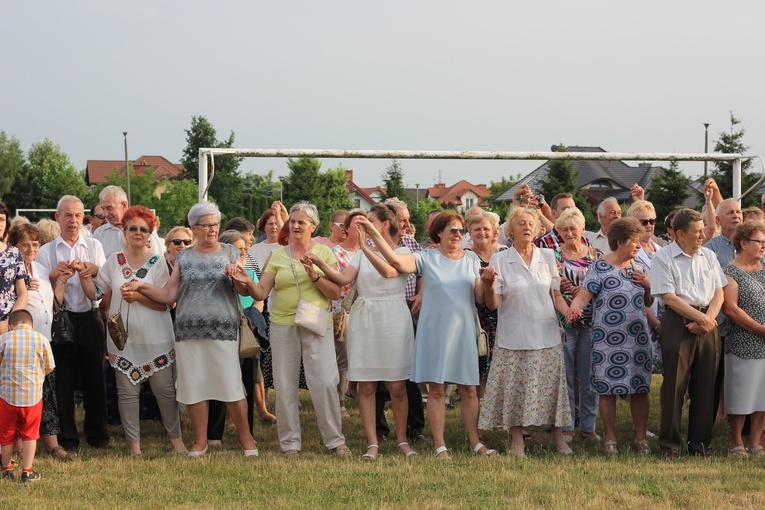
[415,183,420,210]
[703,123,710,179]
[278,176,284,202]
[123,132,131,206]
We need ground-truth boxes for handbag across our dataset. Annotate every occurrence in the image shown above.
[341,283,358,312]
[476,309,489,357]
[288,245,331,336]
[222,243,262,358]
[107,298,129,351]
[51,295,75,344]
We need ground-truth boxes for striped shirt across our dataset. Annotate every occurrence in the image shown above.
[0,324,55,407]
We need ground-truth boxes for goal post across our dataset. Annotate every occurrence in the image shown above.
[197,147,764,204]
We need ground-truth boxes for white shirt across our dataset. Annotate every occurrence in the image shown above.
[37,235,106,313]
[26,261,54,341]
[490,246,562,350]
[583,229,610,255]
[93,223,163,259]
[650,242,726,307]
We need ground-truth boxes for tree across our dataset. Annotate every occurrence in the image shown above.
[243,171,282,223]
[536,144,597,229]
[180,116,246,219]
[485,175,522,222]
[379,160,407,202]
[154,179,199,232]
[710,112,758,208]
[646,161,691,232]
[6,138,87,214]
[0,132,24,203]
[99,164,160,210]
[409,197,443,243]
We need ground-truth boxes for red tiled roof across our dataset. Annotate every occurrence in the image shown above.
[85,155,184,185]
[427,180,490,207]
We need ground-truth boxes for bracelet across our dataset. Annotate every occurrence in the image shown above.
[56,278,66,286]
[311,275,321,283]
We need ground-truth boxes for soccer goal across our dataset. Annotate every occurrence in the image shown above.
[197,147,765,204]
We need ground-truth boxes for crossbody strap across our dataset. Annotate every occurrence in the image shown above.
[287,245,303,300]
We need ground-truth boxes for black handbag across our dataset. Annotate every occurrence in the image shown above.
[51,296,75,344]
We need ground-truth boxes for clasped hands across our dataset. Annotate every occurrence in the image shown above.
[57,259,97,281]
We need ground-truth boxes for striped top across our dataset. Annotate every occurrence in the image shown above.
[0,324,55,407]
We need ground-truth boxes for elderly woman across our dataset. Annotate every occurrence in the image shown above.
[478,207,572,458]
[125,202,257,457]
[628,200,663,338]
[0,203,28,335]
[362,210,495,459]
[164,226,193,274]
[233,202,350,457]
[249,204,286,270]
[553,207,601,442]
[308,204,417,460]
[35,219,61,246]
[79,206,185,456]
[8,224,75,461]
[721,220,765,457]
[465,211,506,398]
[568,217,653,455]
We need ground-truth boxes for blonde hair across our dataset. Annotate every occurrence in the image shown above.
[466,211,500,233]
[626,200,656,218]
[554,207,585,232]
[165,226,193,246]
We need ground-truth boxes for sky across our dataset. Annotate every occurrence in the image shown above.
[2,0,764,191]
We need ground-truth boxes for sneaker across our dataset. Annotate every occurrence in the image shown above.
[1,469,14,481]
[20,470,41,483]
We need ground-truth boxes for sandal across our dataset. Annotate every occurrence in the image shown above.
[604,440,618,455]
[47,445,77,461]
[729,445,748,458]
[749,445,765,456]
[361,444,378,462]
[434,445,451,460]
[283,449,300,457]
[334,444,352,458]
[397,442,418,459]
[635,439,651,455]
[472,442,499,457]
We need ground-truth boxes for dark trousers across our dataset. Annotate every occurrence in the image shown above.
[208,357,255,439]
[659,307,721,455]
[375,379,425,438]
[51,310,109,449]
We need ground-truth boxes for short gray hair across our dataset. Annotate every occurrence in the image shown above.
[289,201,320,226]
[383,197,408,213]
[597,197,619,218]
[188,201,221,226]
[99,185,128,203]
[57,195,83,213]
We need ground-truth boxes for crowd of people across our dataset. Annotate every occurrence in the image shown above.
[2,177,765,482]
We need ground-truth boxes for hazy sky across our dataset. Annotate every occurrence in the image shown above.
[2,0,764,190]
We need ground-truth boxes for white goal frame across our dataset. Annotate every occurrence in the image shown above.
[197,148,765,204]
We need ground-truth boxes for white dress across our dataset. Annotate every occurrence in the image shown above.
[346,248,414,381]
[26,261,54,341]
[95,252,176,385]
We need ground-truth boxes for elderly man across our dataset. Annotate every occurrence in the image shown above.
[534,193,592,250]
[651,209,726,458]
[90,204,106,232]
[37,196,109,451]
[583,197,621,255]
[93,185,162,257]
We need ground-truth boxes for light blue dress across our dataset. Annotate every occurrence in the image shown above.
[411,249,480,385]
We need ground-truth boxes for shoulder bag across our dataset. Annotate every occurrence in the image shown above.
[223,244,261,358]
[288,245,331,336]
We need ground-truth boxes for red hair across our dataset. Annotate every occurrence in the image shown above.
[122,205,156,232]
[277,222,290,246]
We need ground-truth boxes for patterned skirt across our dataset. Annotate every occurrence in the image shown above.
[478,345,571,429]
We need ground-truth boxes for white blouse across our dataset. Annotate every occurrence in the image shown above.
[26,261,54,341]
[490,246,562,350]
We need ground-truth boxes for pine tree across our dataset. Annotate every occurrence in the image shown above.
[710,112,758,207]
[646,161,691,232]
[536,144,597,229]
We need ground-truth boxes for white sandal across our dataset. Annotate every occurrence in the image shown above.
[397,442,418,458]
[361,444,378,462]
[434,445,450,460]
[472,442,499,456]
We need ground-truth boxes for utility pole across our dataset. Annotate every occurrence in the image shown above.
[123,132,131,205]
[703,123,710,179]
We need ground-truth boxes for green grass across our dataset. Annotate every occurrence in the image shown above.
[3,377,764,509]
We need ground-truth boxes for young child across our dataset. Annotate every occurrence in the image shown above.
[0,309,55,483]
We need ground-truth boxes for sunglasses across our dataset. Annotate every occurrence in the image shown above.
[93,214,105,220]
[332,221,346,229]
[170,239,192,246]
[449,227,466,236]
[126,226,150,234]
[639,218,657,226]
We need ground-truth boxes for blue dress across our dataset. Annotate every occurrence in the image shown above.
[583,259,652,395]
[411,249,480,385]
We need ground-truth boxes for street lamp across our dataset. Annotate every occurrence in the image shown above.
[278,176,284,202]
[123,132,131,205]
[415,183,420,210]
[703,123,710,179]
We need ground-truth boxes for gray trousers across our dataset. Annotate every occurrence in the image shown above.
[114,365,182,444]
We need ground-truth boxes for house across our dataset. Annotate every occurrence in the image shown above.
[427,180,490,213]
[85,156,184,195]
[496,146,662,204]
[344,170,377,212]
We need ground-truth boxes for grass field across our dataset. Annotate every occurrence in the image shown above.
[2,377,764,509]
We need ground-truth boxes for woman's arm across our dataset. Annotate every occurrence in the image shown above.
[124,267,180,304]
[12,278,28,312]
[552,289,569,315]
[121,283,169,312]
[358,218,417,274]
[722,276,765,336]
[480,265,500,310]
[304,252,358,286]
[300,258,342,301]
[230,266,275,302]
[358,229,400,278]
[567,289,595,322]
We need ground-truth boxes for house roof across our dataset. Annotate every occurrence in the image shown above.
[343,171,376,205]
[428,180,490,207]
[496,146,660,203]
[85,155,184,185]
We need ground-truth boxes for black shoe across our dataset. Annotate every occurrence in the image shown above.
[410,433,427,443]
[20,470,41,483]
[1,469,14,482]
[89,442,113,450]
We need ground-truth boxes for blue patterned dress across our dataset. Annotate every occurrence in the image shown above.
[582,259,652,395]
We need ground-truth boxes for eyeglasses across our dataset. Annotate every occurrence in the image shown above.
[639,218,657,226]
[93,214,105,220]
[170,239,192,246]
[195,223,220,230]
[332,222,346,230]
[126,226,150,234]
[746,238,765,247]
[449,227,466,236]
[17,242,40,250]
